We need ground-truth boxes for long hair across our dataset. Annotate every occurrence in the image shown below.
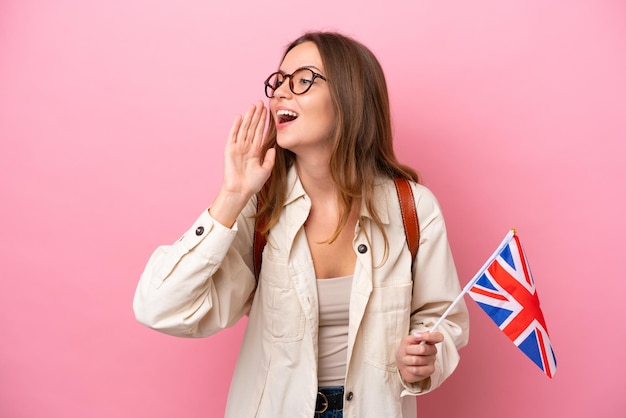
[258,31,419,244]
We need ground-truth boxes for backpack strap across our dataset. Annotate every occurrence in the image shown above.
[253,194,266,282]
[253,177,420,282]
[393,177,420,261]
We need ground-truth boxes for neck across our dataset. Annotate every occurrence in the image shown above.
[294,158,337,202]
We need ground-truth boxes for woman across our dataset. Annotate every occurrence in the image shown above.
[134,31,469,417]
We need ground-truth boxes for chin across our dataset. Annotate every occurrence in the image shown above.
[275,130,331,155]
[276,132,296,151]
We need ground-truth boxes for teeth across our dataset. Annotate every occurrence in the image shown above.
[277,109,298,117]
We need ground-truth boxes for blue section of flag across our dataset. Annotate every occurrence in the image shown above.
[518,330,543,370]
[476,273,498,291]
[476,302,513,327]
[500,244,515,270]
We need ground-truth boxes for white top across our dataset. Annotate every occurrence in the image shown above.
[317,275,353,386]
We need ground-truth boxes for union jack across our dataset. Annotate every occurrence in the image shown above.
[468,232,557,378]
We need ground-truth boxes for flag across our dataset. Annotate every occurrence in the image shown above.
[468,231,557,378]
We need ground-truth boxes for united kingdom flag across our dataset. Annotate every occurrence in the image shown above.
[468,232,557,378]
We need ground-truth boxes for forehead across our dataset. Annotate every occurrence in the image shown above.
[279,41,324,73]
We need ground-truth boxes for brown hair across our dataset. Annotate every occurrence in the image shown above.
[258,31,419,243]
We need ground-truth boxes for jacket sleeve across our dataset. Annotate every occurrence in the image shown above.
[401,184,470,396]
[133,197,258,338]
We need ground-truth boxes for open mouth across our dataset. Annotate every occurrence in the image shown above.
[276,109,298,124]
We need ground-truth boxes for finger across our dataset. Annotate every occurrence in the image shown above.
[404,363,436,379]
[237,104,256,143]
[252,105,267,147]
[262,147,276,171]
[405,342,437,357]
[244,103,265,144]
[402,352,437,368]
[228,114,243,145]
[412,332,444,345]
[246,102,263,138]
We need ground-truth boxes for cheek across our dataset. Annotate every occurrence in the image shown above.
[324,110,337,138]
[315,99,336,126]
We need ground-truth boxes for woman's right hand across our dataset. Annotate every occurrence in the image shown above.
[209,101,276,228]
[223,101,275,196]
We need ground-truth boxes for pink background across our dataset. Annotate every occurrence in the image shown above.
[1,1,625,417]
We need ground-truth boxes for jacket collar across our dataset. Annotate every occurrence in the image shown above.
[283,165,307,206]
[358,177,391,225]
[283,166,392,225]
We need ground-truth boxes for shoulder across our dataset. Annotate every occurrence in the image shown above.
[410,182,449,234]
[411,182,441,211]
[378,176,441,207]
[378,177,446,229]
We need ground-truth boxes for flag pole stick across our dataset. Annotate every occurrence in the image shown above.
[423,229,516,334]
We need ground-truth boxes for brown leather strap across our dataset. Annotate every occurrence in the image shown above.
[394,177,420,261]
[254,177,420,282]
[253,195,266,282]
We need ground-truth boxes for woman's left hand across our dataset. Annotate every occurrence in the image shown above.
[395,332,444,384]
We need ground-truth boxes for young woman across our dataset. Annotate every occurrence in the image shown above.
[134,31,469,418]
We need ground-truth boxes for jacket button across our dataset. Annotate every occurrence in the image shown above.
[357,244,368,254]
[346,392,354,401]
[195,226,205,236]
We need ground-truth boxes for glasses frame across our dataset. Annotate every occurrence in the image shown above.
[264,67,327,98]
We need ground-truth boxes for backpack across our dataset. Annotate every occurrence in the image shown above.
[253,177,419,281]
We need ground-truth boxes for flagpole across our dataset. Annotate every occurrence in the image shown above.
[421,229,516,335]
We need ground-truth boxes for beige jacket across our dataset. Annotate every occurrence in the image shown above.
[134,168,469,417]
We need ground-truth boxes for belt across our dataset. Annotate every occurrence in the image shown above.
[315,388,344,413]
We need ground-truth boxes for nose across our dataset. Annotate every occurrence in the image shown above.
[273,76,293,99]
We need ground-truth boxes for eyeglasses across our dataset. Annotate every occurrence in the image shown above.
[264,67,327,98]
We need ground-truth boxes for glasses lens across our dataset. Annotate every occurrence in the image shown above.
[265,72,283,97]
[291,68,315,94]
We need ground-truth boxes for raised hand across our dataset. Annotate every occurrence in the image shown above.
[223,101,275,196]
[210,101,276,228]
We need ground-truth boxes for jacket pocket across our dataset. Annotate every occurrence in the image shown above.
[260,253,305,341]
[362,281,412,371]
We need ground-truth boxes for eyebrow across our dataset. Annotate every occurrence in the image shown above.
[279,65,324,74]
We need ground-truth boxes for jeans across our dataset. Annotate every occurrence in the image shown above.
[314,386,344,418]
[315,409,343,418]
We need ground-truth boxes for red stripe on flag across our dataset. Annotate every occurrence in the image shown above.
[487,261,548,342]
[470,286,509,301]
[536,329,553,378]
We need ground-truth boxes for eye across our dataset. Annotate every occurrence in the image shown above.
[291,69,316,93]
[294,74,313,86]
